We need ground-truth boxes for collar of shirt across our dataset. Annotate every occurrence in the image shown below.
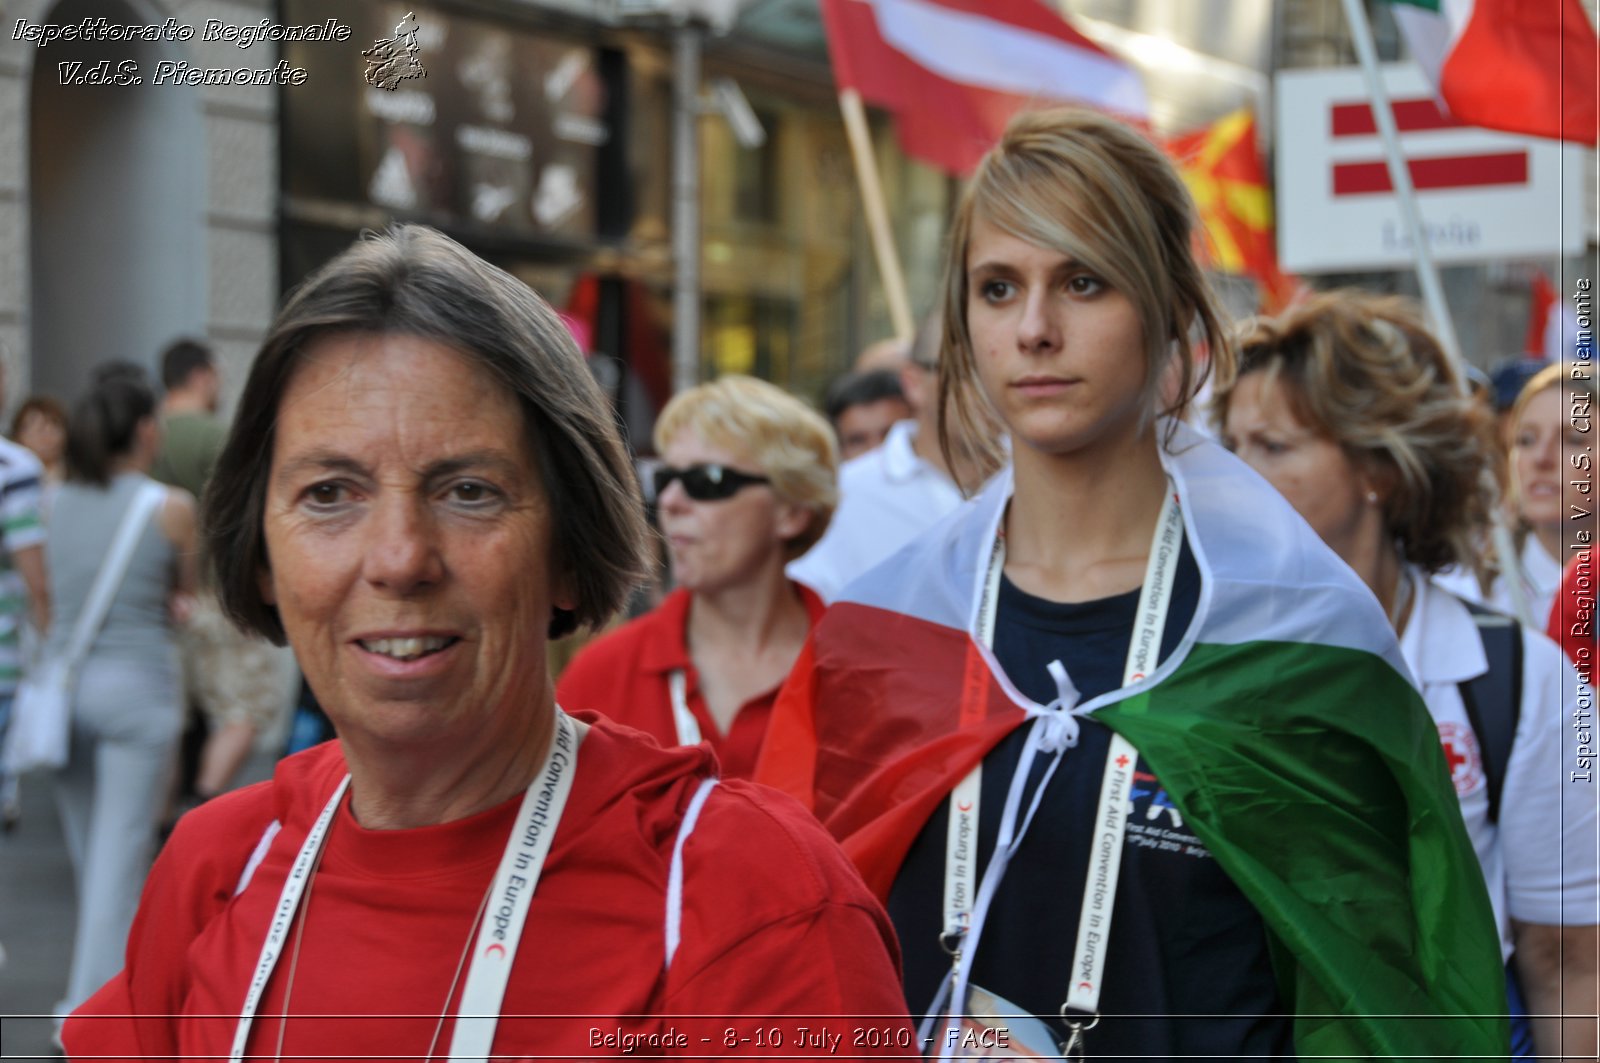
[1401,566,1489,687]
[881,419,931,485]
[633,583,828,678]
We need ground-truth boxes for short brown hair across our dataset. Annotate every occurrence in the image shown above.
[938,108,1234,490]
[203,225,650,643]
[1217,290,1495,572]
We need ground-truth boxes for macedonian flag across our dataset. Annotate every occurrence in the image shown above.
[1167,109,1298,311]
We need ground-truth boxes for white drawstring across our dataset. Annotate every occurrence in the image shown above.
[1033,660,1082,754]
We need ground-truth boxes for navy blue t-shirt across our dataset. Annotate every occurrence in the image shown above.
[887,541,1296,1060]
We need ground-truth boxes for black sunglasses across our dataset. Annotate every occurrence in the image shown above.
[652,463,770,502]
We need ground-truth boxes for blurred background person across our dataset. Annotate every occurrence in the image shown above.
[1497,363,1597,627]
[149,339,225,496]
[558,375,836,780]
[0,367,53,834]
[823,368,911,462]
[10,395,69,499]
[1444,363,1599,627]
[1217,290,1597,1061]
[853,335,910,375]
[788,314,983,601]
[150,339,297,809]
[49,362,197,1022]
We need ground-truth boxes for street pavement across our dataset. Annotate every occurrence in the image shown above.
[0,771,73,1060]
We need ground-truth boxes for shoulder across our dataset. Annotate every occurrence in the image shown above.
[163,743,346,877]
[558,599,682,702]
[836,445,893,492]
[686,780,875,912]
[0,437,43,482]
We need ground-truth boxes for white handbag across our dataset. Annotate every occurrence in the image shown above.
[1,481,165,775]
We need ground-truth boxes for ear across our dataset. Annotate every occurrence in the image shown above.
[257,564,277,606]
[1357,457,1400,510]
[773,500,812,545]
[549,564,579,614]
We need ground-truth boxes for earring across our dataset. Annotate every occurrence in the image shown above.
[1366,490,1379,504]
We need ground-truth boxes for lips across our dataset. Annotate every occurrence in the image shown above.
[1012,375,1079,395]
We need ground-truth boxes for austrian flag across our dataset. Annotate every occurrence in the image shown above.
[820,0,1150,175]
[1385,0,1598,144]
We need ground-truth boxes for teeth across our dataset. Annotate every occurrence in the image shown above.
[360,636,451,661]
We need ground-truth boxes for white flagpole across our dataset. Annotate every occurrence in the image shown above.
[1337,0,1465,370]
[838,88,916,343]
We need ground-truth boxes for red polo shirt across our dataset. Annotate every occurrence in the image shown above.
[556,583,826,779]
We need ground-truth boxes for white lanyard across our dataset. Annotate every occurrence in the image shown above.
[230,710,585,1063]
[667,668,703,746]
[938,490,1184,1050]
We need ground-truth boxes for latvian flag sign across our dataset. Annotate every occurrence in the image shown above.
[1276,63,1584,273]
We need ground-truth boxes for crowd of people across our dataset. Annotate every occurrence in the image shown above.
[0,105,1592,1060]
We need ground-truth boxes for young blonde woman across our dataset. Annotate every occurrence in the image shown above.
[1218,290,1597,1060]
[757,109,1506,1059]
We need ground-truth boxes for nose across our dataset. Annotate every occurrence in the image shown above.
[1531,431,1560,470]
[1016,289,1061,354]
[656,475,691,513]
[361,495,444,594]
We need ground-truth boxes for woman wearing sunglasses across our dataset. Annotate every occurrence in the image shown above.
[557,375,837,779]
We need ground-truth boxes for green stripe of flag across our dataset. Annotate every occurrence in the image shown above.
[1103,638,1508,1057]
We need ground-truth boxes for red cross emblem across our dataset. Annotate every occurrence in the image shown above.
[1436,722,1482,796]
[1115,754,1131,769]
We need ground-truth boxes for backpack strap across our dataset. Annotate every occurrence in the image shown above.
[1456,602,1524,825]
[664,776,720,970]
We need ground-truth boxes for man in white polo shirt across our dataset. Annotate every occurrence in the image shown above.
[789,316,986,601]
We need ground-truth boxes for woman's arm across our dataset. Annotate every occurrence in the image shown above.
[1513,919,1598,1061]
[157,487,200,616]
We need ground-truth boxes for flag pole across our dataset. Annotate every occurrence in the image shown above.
[838,88,916,343]
[1340,0,1539,625]
[1337,0,1464,369]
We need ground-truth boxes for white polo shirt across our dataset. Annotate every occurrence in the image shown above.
[788,420,964,602]
[1401,568,1599,958]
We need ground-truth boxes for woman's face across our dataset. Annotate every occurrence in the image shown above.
[656,428,806,595]
[16,410,65,467]
[964,215,1148,461]
[259,333,572,755]
[1511,386,1581,532]
[1221,372,1379,564]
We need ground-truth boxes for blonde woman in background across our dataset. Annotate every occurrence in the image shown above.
[557,375,837,779]
[1217,291,1598,1060]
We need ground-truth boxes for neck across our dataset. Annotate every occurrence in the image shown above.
[1003,430,1168,601]
[1356,547,1408,630]
[108,453,148,476]
[162,390,212,415]
[688,567,807,655]
[1533,522,1565,565]
[342,696,556,830]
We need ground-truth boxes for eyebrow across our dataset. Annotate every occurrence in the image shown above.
[272,449,524,484]
[968,255,1087,276]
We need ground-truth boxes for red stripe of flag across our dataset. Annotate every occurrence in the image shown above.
[1330,98,1466,136]
[1332,151,1528,195]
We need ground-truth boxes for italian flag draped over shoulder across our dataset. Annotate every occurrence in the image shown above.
[1385,0,1598,144]
[757,421,1508,1058]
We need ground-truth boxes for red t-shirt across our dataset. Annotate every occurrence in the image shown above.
[1549,548,1596,672]
[557,584,826,779]
[64,714,915,1061]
